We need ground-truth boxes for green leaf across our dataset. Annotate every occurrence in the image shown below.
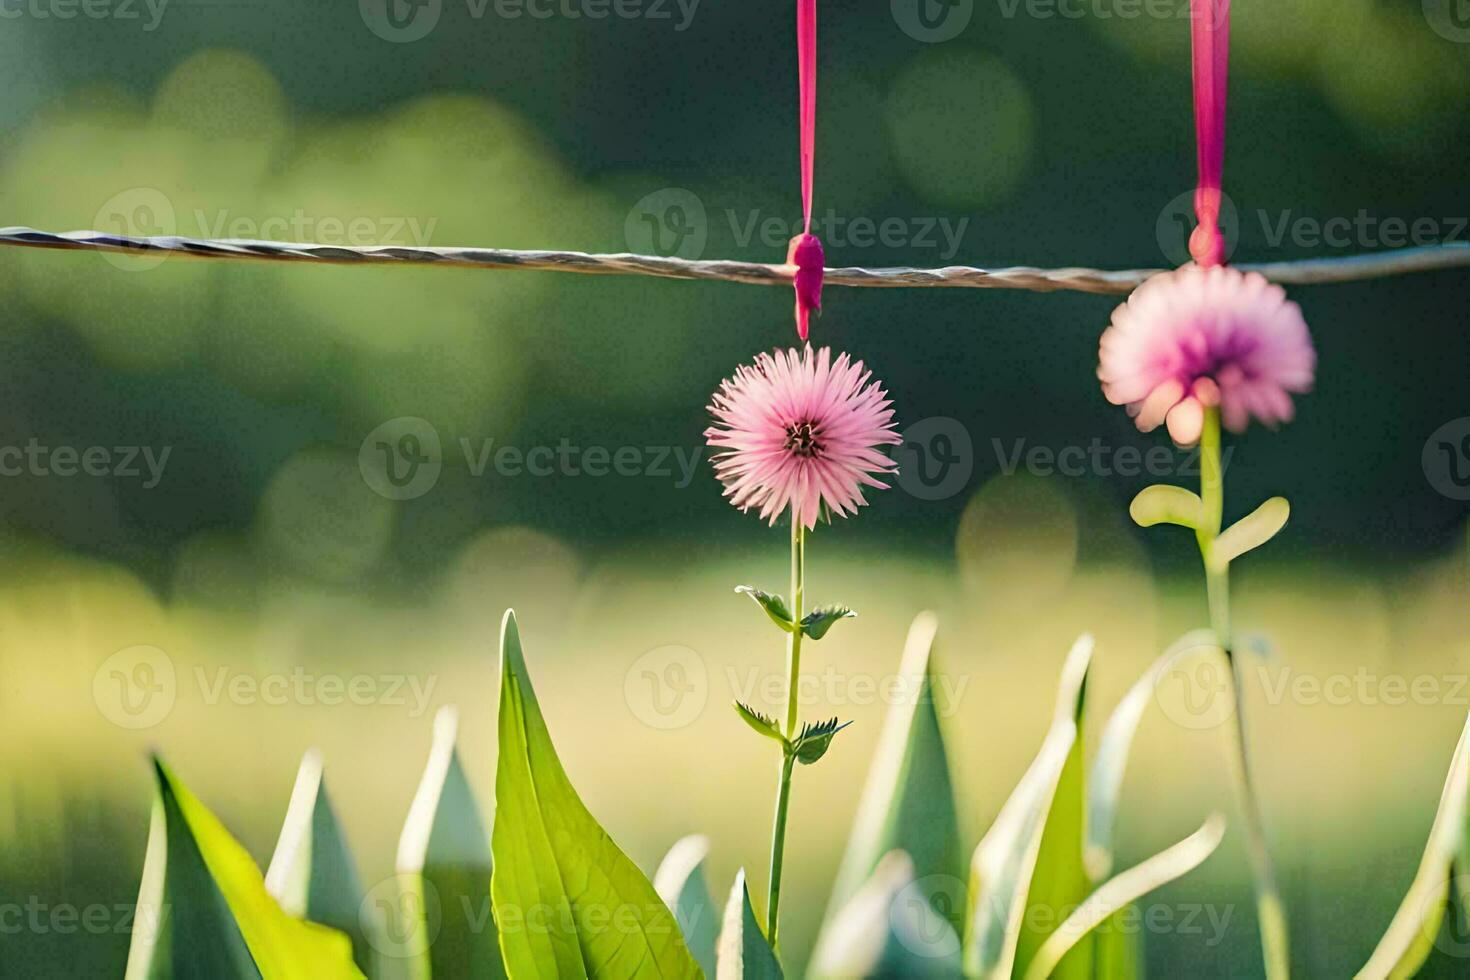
[822,613,964,938]
[733,701,786,744]
[1128,485,1203,530]
[801,606,855,640]
[654,835,721,978]
[264,750,373,974]
[808,851,961,979]
[793,717,853,766]
[1359,713,1470,978]
[964,634,1094,980]
[1085,629,1220,881]
[1019,815,1226,980]
[125,758,363,980]
[397,706,504,980]
[735,586,795,631]
[492,609,702,979]
[716,869,783,980]
[1214,496,1290,565]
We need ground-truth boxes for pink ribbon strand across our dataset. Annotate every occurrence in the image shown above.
[788,0,823,341]
[1189,0,1230,268]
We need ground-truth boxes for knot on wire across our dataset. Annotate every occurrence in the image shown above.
[787,232,824,341]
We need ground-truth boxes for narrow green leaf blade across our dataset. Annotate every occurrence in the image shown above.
[822,613,964,939]
[1128,485,1203,530]
[716,869,783,980]
[735,586,795,631]
[964,634,1094,980]
[1215,497,1290,565]
[126,758,363,980]
[1086,629,1220,881]
[492,609,702,979]
[654,835,721,978]
[733,701,785,744]
[808,851,961,979]
[265,750,372,974]
[801,605,856,641]
[1020,815,1227,980]
[1358,713,1470,979]
[397,706,504,980]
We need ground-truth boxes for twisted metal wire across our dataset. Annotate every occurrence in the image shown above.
[2,226,1466,296]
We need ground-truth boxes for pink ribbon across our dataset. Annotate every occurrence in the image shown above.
[788,0,823,341]
[1189,0,1230,268]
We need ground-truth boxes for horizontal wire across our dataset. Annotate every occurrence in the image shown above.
[2,226,1466,296]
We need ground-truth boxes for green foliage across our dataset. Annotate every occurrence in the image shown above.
[264,750,372,974]
[397,706,504,980]
[715,870,783,980]
[1213,497,1290,566]
[821,613,965,938]
[654,836,722,978]
[792,717,853,766]
[1128,485,1203,530]
[735,586,796,632]
[125,758,363,980]
[491,609,702,979]
[1359,713,1470,978]
[809,851,961,979]
[800,606,856,641]
[733,701,785,743]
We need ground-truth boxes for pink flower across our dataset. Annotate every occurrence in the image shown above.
[706,346,901,529]
[1098,265,1315,445]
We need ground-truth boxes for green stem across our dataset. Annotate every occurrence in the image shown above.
[766,517,805,949]
[1197,407,1290,980]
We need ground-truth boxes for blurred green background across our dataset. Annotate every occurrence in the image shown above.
[1,0,1468,975]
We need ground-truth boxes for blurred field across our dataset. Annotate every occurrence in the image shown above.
[1,2,1468,976]
[2,490,1467,976]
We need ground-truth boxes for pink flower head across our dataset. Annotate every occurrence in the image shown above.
[1098,265,1315,445]
[706,345,901,530]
